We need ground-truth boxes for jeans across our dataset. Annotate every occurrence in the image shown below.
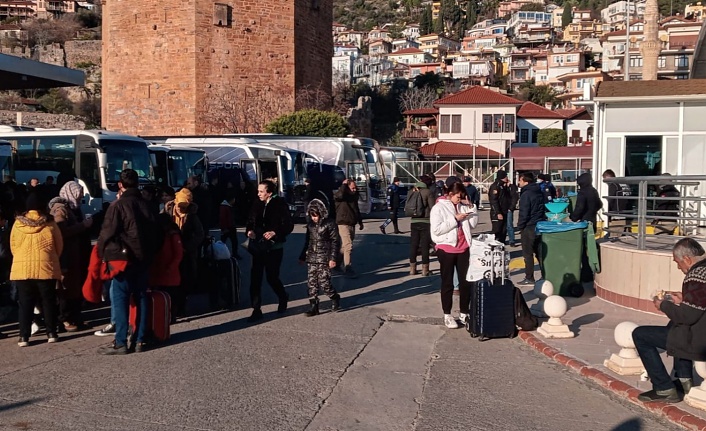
[17,279,58,339]
[436,249,471,315]
[250,247,287,310]
[507,210,515,245]
[111,264,149,347]
[409,223,431,265]
[633,325,693,391]
[521,227,541,280]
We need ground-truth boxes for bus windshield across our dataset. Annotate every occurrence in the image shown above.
[168,150,206,188]
[101,139,153,184]
[364,149,383,181]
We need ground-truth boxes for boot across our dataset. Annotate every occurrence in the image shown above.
[331,294,341,312]
[410,262,418,275]
[304,298,319,317]
[421,264,430,276]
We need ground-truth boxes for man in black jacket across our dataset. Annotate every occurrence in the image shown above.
[97,169,159,355]
[569,172,603,225]
[488,170,512,243]
[633,238,706,403]
[516,173,546,286]
[246,180,294,322]
[379,177,402,235]
[334,179,363,278]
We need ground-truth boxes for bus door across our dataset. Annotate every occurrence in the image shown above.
[346,161,371,214]
[76,135,102,214]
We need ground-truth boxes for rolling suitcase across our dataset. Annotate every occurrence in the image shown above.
[212,257,240,310]
[130,290,171,343]
[466,243,516,341]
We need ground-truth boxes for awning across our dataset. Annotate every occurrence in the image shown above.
[0,53,85,90]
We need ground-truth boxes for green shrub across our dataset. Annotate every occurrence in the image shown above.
[537,129,567,147]
[265,109,350,137]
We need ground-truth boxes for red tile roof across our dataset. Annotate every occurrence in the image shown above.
[517,101,565,119]
[419,141,503,158]
[556,108,588,119]
[434,86,522,106]
[402,108,439,115]
[390,47,425,55]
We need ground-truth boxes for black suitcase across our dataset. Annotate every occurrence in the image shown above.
[213,257,240,310]
[466,243,516,341]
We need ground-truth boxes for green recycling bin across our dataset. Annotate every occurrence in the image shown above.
[536,221,588,297]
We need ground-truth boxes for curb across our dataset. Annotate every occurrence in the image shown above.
[517,331,706,431]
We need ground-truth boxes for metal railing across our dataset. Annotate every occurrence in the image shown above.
[603,175,706,250]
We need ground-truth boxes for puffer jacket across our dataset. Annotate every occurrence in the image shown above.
[10,210,63,281]
[299,199,340,264]
[430,197,478,247]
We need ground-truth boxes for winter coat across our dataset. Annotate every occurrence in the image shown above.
[570,173,603,226]
[410,183,437,224]
[430,198,478,248]
[517,182,546,230]
[655,185,680,218]
[49,197,90,289]
[149,229,183,288]
[488,180,512,221]
[661,258,706,361]
[246,195,294,246]
[387,184,401,211]
[508,183,520,211]
[299,199,340,264]
[10,210,63,281]
[334,184,362,227]
[97,188,160,264]
[164,200,205,256]
[464,184,480,209]
[219,200,236,232]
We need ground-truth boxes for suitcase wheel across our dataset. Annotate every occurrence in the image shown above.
[479,336,489,342]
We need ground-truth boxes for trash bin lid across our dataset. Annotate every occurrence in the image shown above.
[545,202,569,213]
[536,220,588,233]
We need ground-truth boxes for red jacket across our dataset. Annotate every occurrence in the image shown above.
[83,245,128,303]
[219,202,234,232]
[149,230,183,288]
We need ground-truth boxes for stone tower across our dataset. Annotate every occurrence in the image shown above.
[101,0,332,135]
[640,0,660,80]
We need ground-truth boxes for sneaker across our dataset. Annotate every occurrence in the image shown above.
[17,337,28,347]
[518,278,535,287]
[94,323,115,337]
[134,342,148,353]
[31,322,40,336]
[379,226,386,235]
[458,313,469,324]
[63,322,78,332]
[637,387,680,403]
[247,308,264,322]
[444,314,459,329]
[47,333,59,343]
[678,378,693,395]
[277,294,289,314]
[98,341,128,356]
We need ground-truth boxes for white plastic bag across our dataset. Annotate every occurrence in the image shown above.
[210,240,231,260]
[466,234,509,282]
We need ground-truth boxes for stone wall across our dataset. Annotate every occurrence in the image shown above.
[0,111,85,129]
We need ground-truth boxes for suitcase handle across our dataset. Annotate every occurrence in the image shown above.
[487,243,505,284]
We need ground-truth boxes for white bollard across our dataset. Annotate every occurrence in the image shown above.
[685,362,706,410]
[530,280,554,318]
[603,322,645,375]
[537,295,575,339]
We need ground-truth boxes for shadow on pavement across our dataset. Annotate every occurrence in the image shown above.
[0,397,45,413]
[568,312,605,336]
[610,417,645,431]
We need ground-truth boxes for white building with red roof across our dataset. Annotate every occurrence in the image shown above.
[386,47,434,65]
[515,101,566,146]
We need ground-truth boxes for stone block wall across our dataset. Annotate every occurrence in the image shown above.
[0,111,85,129]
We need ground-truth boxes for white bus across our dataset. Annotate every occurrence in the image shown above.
[147,144,207,190]
[0,130,153,214]
[379,146,421,186]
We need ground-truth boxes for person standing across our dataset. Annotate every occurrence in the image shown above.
[334,179,363,278]
[569,173,603,226]
[299,199,341,316]
[539,174,557,202]
[516,173,546,286]
[408,180,436,276]
[507,181,520,247]
[488,170,512,244]
[96,169,159,355]
[380,177,402,235]
[430,182,478,329]
[246,180,294,322]
[633,238,706,403]
[186,175,212,230]
[11,193,63,346]
[462,177,480,209]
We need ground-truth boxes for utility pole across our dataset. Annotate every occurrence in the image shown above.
[624,0,631,81]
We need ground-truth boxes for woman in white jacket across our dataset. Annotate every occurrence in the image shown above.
[430,182,478,328]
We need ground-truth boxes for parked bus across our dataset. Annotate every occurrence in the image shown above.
[0,130,153,214]
[227,134,387,214]
[379,146,421,186]
[147,144,207,190]
[160,137,315,218]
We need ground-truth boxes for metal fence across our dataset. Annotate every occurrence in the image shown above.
[603,175,706,250]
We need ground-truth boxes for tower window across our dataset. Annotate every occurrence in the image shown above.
[213,3,231,27]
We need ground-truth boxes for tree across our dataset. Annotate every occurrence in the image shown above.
[420,5,433,35]
[398,86,439,112]
[517,79,560,108]
[561,3,573,28]
[465,0,478,29]
[519,3,545,11]
[413,72,444,91]
[23,15,80,47]
[39,89,73,114]
[265,110,350,137]
[433,17,444,33]
[537,129,567,147]
[201,86,292,133]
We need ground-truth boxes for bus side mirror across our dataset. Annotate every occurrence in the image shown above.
[150,153,157,167]
[98,153,108,169]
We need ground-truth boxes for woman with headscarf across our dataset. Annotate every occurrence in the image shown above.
[48,181,93,332]
[164,188,204,317]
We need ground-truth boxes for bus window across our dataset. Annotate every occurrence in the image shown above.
[241,160,257,182]
[347,162,366,182]
[260,160,278,184]
[79,152,101,197]
[12,137,75,183]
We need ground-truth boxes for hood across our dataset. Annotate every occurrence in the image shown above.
[14,210,51,234]
[414,182,427,189]
[59,180,84,210]
[48,196,69,211]
[577,173,593,188]
[306,198,329,220]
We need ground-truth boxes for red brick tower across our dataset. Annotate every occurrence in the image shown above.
[102,0,332,135]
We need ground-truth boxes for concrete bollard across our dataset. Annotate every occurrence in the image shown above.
[603,322,645,375]
[685,362,706,410]
[537,295,575,339]
[530,279,554,318]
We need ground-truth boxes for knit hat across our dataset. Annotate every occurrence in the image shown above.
[496,170,508,180]
[175,188,193,205]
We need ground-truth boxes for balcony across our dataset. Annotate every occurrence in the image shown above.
[402,129,437,141]
[511,61,531,68]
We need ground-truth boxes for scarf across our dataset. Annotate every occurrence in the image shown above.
[59,180,84,210]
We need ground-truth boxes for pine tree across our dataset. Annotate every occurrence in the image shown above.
[561,2,573,28]
[420,5,433,35]
[465,0,477,29]
[434,17,444,34]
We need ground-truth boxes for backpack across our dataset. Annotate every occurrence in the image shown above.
[514,286,538,331]
[404,190,426,218]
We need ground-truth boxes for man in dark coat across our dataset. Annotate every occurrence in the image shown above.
[334,179,363,278]
[633,238,706,403]
[516,173,546,286]
[488,170,512,243]
[379,177,402,235]
[569,172,603,225]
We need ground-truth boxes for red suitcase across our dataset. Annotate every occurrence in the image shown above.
[130,290,171,343]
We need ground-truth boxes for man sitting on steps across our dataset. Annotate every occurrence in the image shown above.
[633,237,706,403]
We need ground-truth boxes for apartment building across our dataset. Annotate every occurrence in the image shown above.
[467,18,507,39]
[392,38,420,51]
[497,0,544,18]
[0,1,34,20]
[417,33,462,59]
[387,47,434,64]
[563,9,604,43]
[600,0,646,31]
[556,70,612,108]
[369,39,393,57]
